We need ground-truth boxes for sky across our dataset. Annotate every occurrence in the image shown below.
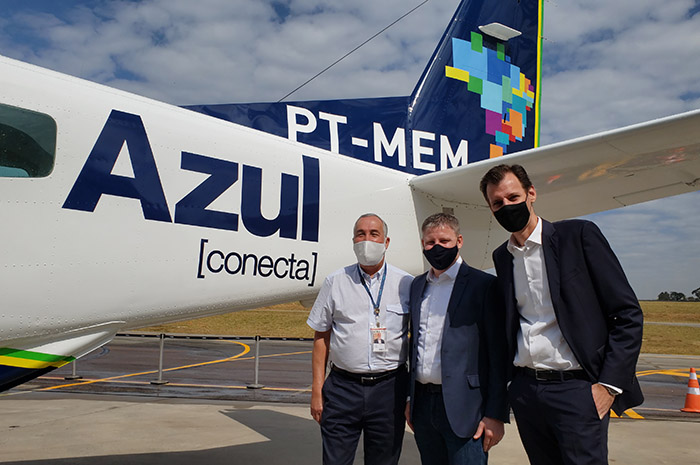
[1,0,699,299]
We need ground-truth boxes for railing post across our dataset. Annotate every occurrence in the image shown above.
[247,335,264,389]
[151,333,169,385]
[64,359,82,380]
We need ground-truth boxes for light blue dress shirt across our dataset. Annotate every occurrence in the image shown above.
[415,257,462,385]
[307,263,412,373]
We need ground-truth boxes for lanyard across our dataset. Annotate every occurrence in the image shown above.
[358,264,387,328]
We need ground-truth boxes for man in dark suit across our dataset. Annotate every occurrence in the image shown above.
[406,213,509,465]
[479,164,644,465]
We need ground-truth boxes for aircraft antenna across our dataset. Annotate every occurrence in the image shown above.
[277,0,430,102]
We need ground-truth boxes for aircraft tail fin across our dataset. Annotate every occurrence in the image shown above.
[408,0,542,162]
[186,0,542,174]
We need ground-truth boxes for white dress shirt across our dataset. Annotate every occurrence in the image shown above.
[507,218,581,371]
[307,263,412,373]
[415,256,462,384]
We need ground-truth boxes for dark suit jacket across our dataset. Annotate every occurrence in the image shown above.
[492,219,644,414]
[408,261,509,438]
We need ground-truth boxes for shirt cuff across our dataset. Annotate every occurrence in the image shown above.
[598,382,622,395]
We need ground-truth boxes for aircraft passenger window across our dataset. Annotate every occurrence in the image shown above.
[0,104,56,178]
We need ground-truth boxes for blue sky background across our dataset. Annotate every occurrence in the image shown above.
[1,0,698,299]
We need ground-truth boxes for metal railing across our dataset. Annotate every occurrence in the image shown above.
[65,332,313,389]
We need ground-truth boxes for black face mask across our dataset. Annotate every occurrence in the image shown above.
[493,198,531,233]
[423,244,459,271]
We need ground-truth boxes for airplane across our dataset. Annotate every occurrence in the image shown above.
[1,0,699,392]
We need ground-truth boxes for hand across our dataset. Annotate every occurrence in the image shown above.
[404,401,414,432]
[473,417,504,452]
[310,390,323,424]
[591,383,615,419]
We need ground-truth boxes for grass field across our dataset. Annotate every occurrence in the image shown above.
[137,301,700,355]
[638,301,700,355]
[639,301,700,323]
[138,301,315,339]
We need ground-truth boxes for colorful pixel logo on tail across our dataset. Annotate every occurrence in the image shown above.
[446,31,535,158]
[187,0,543,174]
[407,0,542,167]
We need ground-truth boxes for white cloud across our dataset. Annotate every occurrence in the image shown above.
[537,0,700,297]
[587,191,700,299]
[540,0,700,143]
[0,0,456,103]
[1,0,698,298]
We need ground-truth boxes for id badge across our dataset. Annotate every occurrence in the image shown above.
[371,328,387,353]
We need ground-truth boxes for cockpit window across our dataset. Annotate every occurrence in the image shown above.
[0,104,56,178]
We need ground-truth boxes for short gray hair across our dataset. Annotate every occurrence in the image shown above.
[421,213,460,237]
[353,213,388,238]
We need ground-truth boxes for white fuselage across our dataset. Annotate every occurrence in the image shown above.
[0,55,425,345]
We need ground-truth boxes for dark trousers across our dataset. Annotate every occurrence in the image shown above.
[320,368,408,465]
[412,385,486,465]
[509,372,610,465]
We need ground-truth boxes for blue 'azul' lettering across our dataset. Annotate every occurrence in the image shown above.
[174,152,239,231]
[63,110,321,242]
[62,110,171,222]
[301,156,320,242]
[241,165,298,239]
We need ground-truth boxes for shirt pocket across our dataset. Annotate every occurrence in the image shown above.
[385,304,409,335]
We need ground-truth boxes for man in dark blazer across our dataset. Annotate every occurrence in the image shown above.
[406,213,509,465]
[480,164,644,465]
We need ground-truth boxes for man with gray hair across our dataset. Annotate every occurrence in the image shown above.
[307,213,413,465]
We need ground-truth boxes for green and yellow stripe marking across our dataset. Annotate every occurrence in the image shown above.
[0,348,74,370]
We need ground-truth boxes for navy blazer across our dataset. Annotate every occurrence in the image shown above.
[492,219,644,414]
[408,261,509,438]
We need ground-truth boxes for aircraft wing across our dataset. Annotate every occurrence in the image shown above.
[410,109,700,221]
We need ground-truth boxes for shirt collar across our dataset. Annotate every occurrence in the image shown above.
[358,262,386,281]
[427,256,462,283]
[507,216,542,253]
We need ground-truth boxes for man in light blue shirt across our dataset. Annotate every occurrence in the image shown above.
[407,213,508,465]
[307,213,412,465]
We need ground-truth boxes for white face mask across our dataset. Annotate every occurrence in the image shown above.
[353,240,386,266]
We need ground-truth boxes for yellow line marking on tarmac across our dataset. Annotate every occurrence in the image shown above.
[636,369,689,378]
[36,345,312,392]
[607,367,699,419]
[36,351,691,399]
[164,383,310,392]
[609,408,644,419]
[38,341,251,391]
[36,376,312,393]
[256,350,312,359]
[623,409,644,419]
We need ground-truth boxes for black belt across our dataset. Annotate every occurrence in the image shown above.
[515,366,588,382]
[415,382,442,394]
[331,364,405,386]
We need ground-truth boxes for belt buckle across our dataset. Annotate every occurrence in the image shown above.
[534,369,553,381]
[361,375,374,385]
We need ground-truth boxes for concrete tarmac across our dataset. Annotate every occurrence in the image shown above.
[2,339,700,463]
[1,392,699,464]
[15,336,700,418]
